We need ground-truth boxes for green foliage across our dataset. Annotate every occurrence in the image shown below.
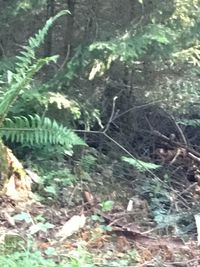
[178,118,200,126]
[63,247,94,267]
[9,85,82,127]
[39,168,77,202]
[88,24,174,79]
[88,20,199,80]
[0,10,85,156]
[0,248,95,267]
[100,200,114,212]
[90,215,112,232]
[42,45,101,129]
[91,214,105,223]
[13,212,33,223]
[47,92,81,119]
[105,249,139,266]
[85,0,200,119]
[79,154,97,172]
[58,45,88,88]
[0,250,55,267]
[141,179,171,223]
[0,57,17,76]
[0,231,94,267]
[15,0,47,12]
[0,10,69,124]
[0,248,94,267]
[41,168,77,187]
[122,156,160,173]
[139,178,193,235]
[0,115,85,151]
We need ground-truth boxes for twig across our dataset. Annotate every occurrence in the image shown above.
[59,44,71,71]
[0,42,5,57]
[95,263,156,267]
[103,96,118,133]
[170,114,187,145]
[74,126,190,207]
[176,182,197,197]
[66,184,79,209]
[114,100,162,121]
[164,257,200,266]
[153,130,200,158]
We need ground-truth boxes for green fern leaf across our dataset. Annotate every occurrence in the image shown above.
[122,156,160,173]
[0,10,68,125]
[0,115,85,151]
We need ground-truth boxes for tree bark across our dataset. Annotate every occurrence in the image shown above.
[63,0,75,58]
[0,141,32,202]
[44,0,55,57]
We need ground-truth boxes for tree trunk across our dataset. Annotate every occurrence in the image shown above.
[63,0,75,58]
[0,141,10,191]
[44,0,55,57]
[0,141,33,202]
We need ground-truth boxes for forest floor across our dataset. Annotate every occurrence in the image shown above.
[0,152,200,267]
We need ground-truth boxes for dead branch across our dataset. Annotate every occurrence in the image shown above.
[153,130,200,161]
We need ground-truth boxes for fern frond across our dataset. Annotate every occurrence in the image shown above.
[122,156,160,173]
[88,24,174,79]
[15,10,69,75]
[0,115,85,150]
[0,10,69,124]
[178,119,200,126]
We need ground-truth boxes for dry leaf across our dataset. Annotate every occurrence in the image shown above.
[116,236,130,252]
[5,175,19,200]
[83,191,95,206]
[56,214,86,240]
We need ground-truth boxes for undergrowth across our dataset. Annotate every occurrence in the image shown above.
[0,247,94,267]
[0,235,94,267]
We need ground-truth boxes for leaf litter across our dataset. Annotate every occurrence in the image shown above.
[0,159,200,267]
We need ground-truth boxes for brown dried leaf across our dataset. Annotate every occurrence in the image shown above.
[56,214,86,240]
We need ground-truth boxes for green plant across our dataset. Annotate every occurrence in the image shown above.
[0,250,55,267]
[99,200,114,212]
[63,246,94,267]
[0,10,84,154]
[106,249,139,267]
[90,201,114,232]
[38,168,77,202]
[122,156,160,173]
[79,154,97,173]
[42,168,76,187]
[0,235,57,267]
[91,214,112,232]
[179,118,200,127]
[0,245,95,267]
[91,214,105,223]
[13,212,55,235]
[88,23,174,79]
[0,115,84,152]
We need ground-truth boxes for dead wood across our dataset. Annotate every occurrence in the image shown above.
[152,130,200,164]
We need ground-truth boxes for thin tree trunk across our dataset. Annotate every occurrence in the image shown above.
[63,0,75,58]
[0,141,32,201]
[44,0,55,57]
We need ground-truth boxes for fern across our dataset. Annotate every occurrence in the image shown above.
[0,10,69,125]
[0,115,85,150]
[0,10,85,154]
[88,24,174,79]
[178,119,200,126]
[122,156,160,173]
